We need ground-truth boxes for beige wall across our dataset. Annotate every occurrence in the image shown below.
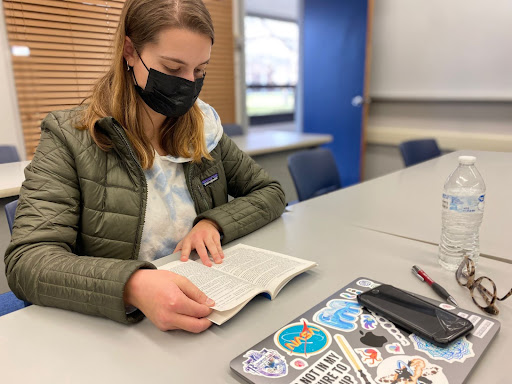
[364,100,512,181]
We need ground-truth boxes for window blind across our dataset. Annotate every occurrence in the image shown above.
[3,0,235,159]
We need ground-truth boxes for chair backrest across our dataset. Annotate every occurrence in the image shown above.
[399,139,441,167]
[0,145,20,164]
[1,199,31,316]
[222,124,243,137]
[5,199,18,234]
[288,148,342,202]
[0,291,29,317]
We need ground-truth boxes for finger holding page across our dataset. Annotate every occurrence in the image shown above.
[124,270,214,332]
[174,274,216,309]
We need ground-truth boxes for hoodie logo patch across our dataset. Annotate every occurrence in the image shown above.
[201,173,218,186]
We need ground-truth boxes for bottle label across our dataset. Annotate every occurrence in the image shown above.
[442,194,485,213]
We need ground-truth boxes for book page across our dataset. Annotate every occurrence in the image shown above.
[158,244,316,324]
[215,244,316,294]
[160,259,262,312]
[207,297,253,325]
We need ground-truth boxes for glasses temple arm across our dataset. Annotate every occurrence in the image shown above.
[497,288,512,302]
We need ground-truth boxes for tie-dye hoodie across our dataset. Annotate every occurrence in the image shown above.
[138,99,223,261]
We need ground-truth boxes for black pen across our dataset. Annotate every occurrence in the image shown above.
[411,265,458,307]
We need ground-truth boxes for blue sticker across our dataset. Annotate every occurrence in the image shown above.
[410,334,475,363]
[340,292,357,300]
[360,314,377,330]
[313,299,363,332]
[201,173,218,186]
[274,318,331,358]
[243,348,288,378]
[442,194,484,213]
[356,279,380,289]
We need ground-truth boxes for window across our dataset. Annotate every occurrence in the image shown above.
[245,15,298,125]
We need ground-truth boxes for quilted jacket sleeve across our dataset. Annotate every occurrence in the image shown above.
[194,134,286,243]
[4,113,155,324]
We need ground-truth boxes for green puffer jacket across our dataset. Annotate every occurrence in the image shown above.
[4,108,286,324]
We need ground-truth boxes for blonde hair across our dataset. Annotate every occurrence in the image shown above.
[78,0,214,168]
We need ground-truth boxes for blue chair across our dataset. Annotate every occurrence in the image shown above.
[5,199,18,235]
[222,123,243,137]
[399,139,441,167]
[288,148,342,202]
[0,145,20,164]
[1,199,31,316]
[0,291,28,316]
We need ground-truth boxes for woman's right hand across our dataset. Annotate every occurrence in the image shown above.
[124,269,215,332]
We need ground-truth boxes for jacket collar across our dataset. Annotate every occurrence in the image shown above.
[95,116,141,166]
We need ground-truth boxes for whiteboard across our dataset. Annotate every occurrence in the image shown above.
[370,0,512,100]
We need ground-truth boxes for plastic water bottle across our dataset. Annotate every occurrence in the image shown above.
[438,156,486,271]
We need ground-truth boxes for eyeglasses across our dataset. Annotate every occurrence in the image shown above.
[455,256,512,315]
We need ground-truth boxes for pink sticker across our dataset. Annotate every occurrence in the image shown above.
[439,303,455,311]
[290,358,308,370]
[385,343,404,355]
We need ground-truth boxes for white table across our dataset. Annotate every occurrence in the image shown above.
[0,160,30,198]
[0,206,510,383]
[230,131,332,156]
[309,150,511,263]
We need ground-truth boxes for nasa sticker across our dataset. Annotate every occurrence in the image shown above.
[274,318,332,358]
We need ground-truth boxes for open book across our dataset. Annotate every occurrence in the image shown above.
[158,244,317,325]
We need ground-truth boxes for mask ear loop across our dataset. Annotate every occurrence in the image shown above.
[129,48,150,88]
[134,47,150,72]
[126,60,139,87]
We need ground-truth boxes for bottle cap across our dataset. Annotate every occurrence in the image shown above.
[458,156,476,165]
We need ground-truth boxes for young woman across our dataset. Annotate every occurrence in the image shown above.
[5,0,285,333]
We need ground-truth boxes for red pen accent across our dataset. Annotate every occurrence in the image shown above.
[412,265,458,307]
[416,269,434,286]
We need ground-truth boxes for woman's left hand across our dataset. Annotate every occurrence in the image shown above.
[173,219,224,267]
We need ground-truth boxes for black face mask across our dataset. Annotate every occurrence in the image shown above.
[132,55,204,118]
